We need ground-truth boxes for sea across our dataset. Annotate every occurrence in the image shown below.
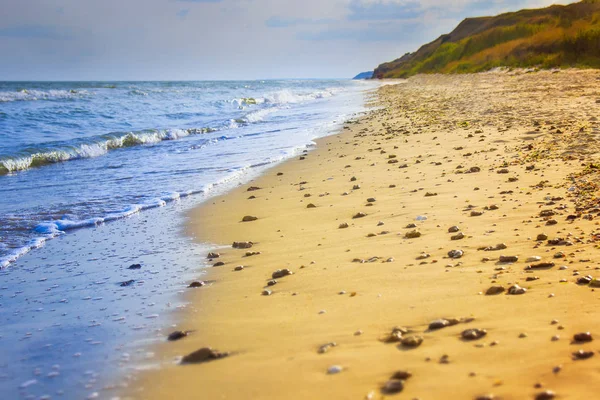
[0,80,375,399]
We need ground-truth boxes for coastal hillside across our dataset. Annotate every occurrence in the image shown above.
[374,0,600,78]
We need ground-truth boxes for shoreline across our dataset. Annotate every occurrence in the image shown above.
[128,69,600,400]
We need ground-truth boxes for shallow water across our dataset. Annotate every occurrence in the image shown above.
[0,79,374,398]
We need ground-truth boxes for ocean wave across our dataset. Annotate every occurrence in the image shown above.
[0,127,218,174]
[0,89,92,103]
[231,87,340,108]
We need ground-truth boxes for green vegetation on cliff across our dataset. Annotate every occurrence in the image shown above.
[374,0,600,78]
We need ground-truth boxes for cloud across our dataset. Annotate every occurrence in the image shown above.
[347,0,424,21]
[298,20,424,42]
[266,16,335,28]
[177,9,190,17]
[0,25,73,40]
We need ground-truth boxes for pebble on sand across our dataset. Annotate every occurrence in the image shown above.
[461,329,487,340]
[507,284,526,295]
[339,223,349,229]
[381,379,404,394]
[535,390,556,400]
[180,348,229,364]
[188,281,205,288]
[405,230,422,239]
[242,215,258,222]
[573,350,594,360]
[233,241,253,249]
[318,342,337,354]
[272,269,293,279]
[167,331,190,341]
[573,332,593,342]
[486,286,505,295]
[401,335,424,347]
[448,250,464,259]
[327,365,343,374]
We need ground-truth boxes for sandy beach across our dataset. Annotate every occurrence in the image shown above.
[127,69,600,400]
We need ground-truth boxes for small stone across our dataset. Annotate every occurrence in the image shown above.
[307,203,316,209]
[327,365,343,374]
[382,379,404,394]
[519,333,528,338]
[552,365,562,374]
[451,232,465,241]
[339,222,349,229]
[401,335,423,347]
[353,212,367,219]
[167,331,189,341]
[573,350,594,360]
[537,234,548,241]
[234,266,244,271]
[120,280,135,287]
[526,276,539,282]
[577,275,593,285]
[535,390,555,400]
[462,329,487,340]
[242,215,258,222]
[267,279,277,286]
[528,262,555,269]
[485,285,506,296]
[499,255,518,263]
[405,230,422,239]
[262,289,272,296]
[448,226,460,233]
[573,332,593,342]
[272,269,292,279]
[188,281,205,288]
[233,241,253,249]
[207,252,220,259]
[551,335,560,341]
[475,395,496,400]
[181,348,229,364]
[128,264,142,270]
[383,327,408,343]
[429,319,450,330]
[390,370,412,380]
[507,284,526,295]
[367,198,376,203]
[406,223,417,229]
[448,249,464,259]
[470,211,483,217]
[318,342,337,354]
[213,262,225,267]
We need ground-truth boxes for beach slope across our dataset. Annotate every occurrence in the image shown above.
[129,70,600,400]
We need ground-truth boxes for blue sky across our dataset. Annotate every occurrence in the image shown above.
[0,0,576,80]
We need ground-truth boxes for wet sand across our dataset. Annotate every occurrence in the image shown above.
[127,70,600,400]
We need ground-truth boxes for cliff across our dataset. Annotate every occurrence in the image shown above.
[374,0,600,78]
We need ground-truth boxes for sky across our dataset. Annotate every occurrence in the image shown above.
[0,0,578,80]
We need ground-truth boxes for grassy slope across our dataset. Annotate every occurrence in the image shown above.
[374,0,600,78]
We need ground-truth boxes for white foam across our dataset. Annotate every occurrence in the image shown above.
[0,89,91,103]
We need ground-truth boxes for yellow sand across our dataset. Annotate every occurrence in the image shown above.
[127,70,600,400]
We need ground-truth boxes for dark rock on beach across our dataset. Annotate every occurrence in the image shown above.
[181,347,229,364]
[168,331,190,341]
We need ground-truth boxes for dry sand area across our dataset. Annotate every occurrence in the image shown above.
[128,70,600,400]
